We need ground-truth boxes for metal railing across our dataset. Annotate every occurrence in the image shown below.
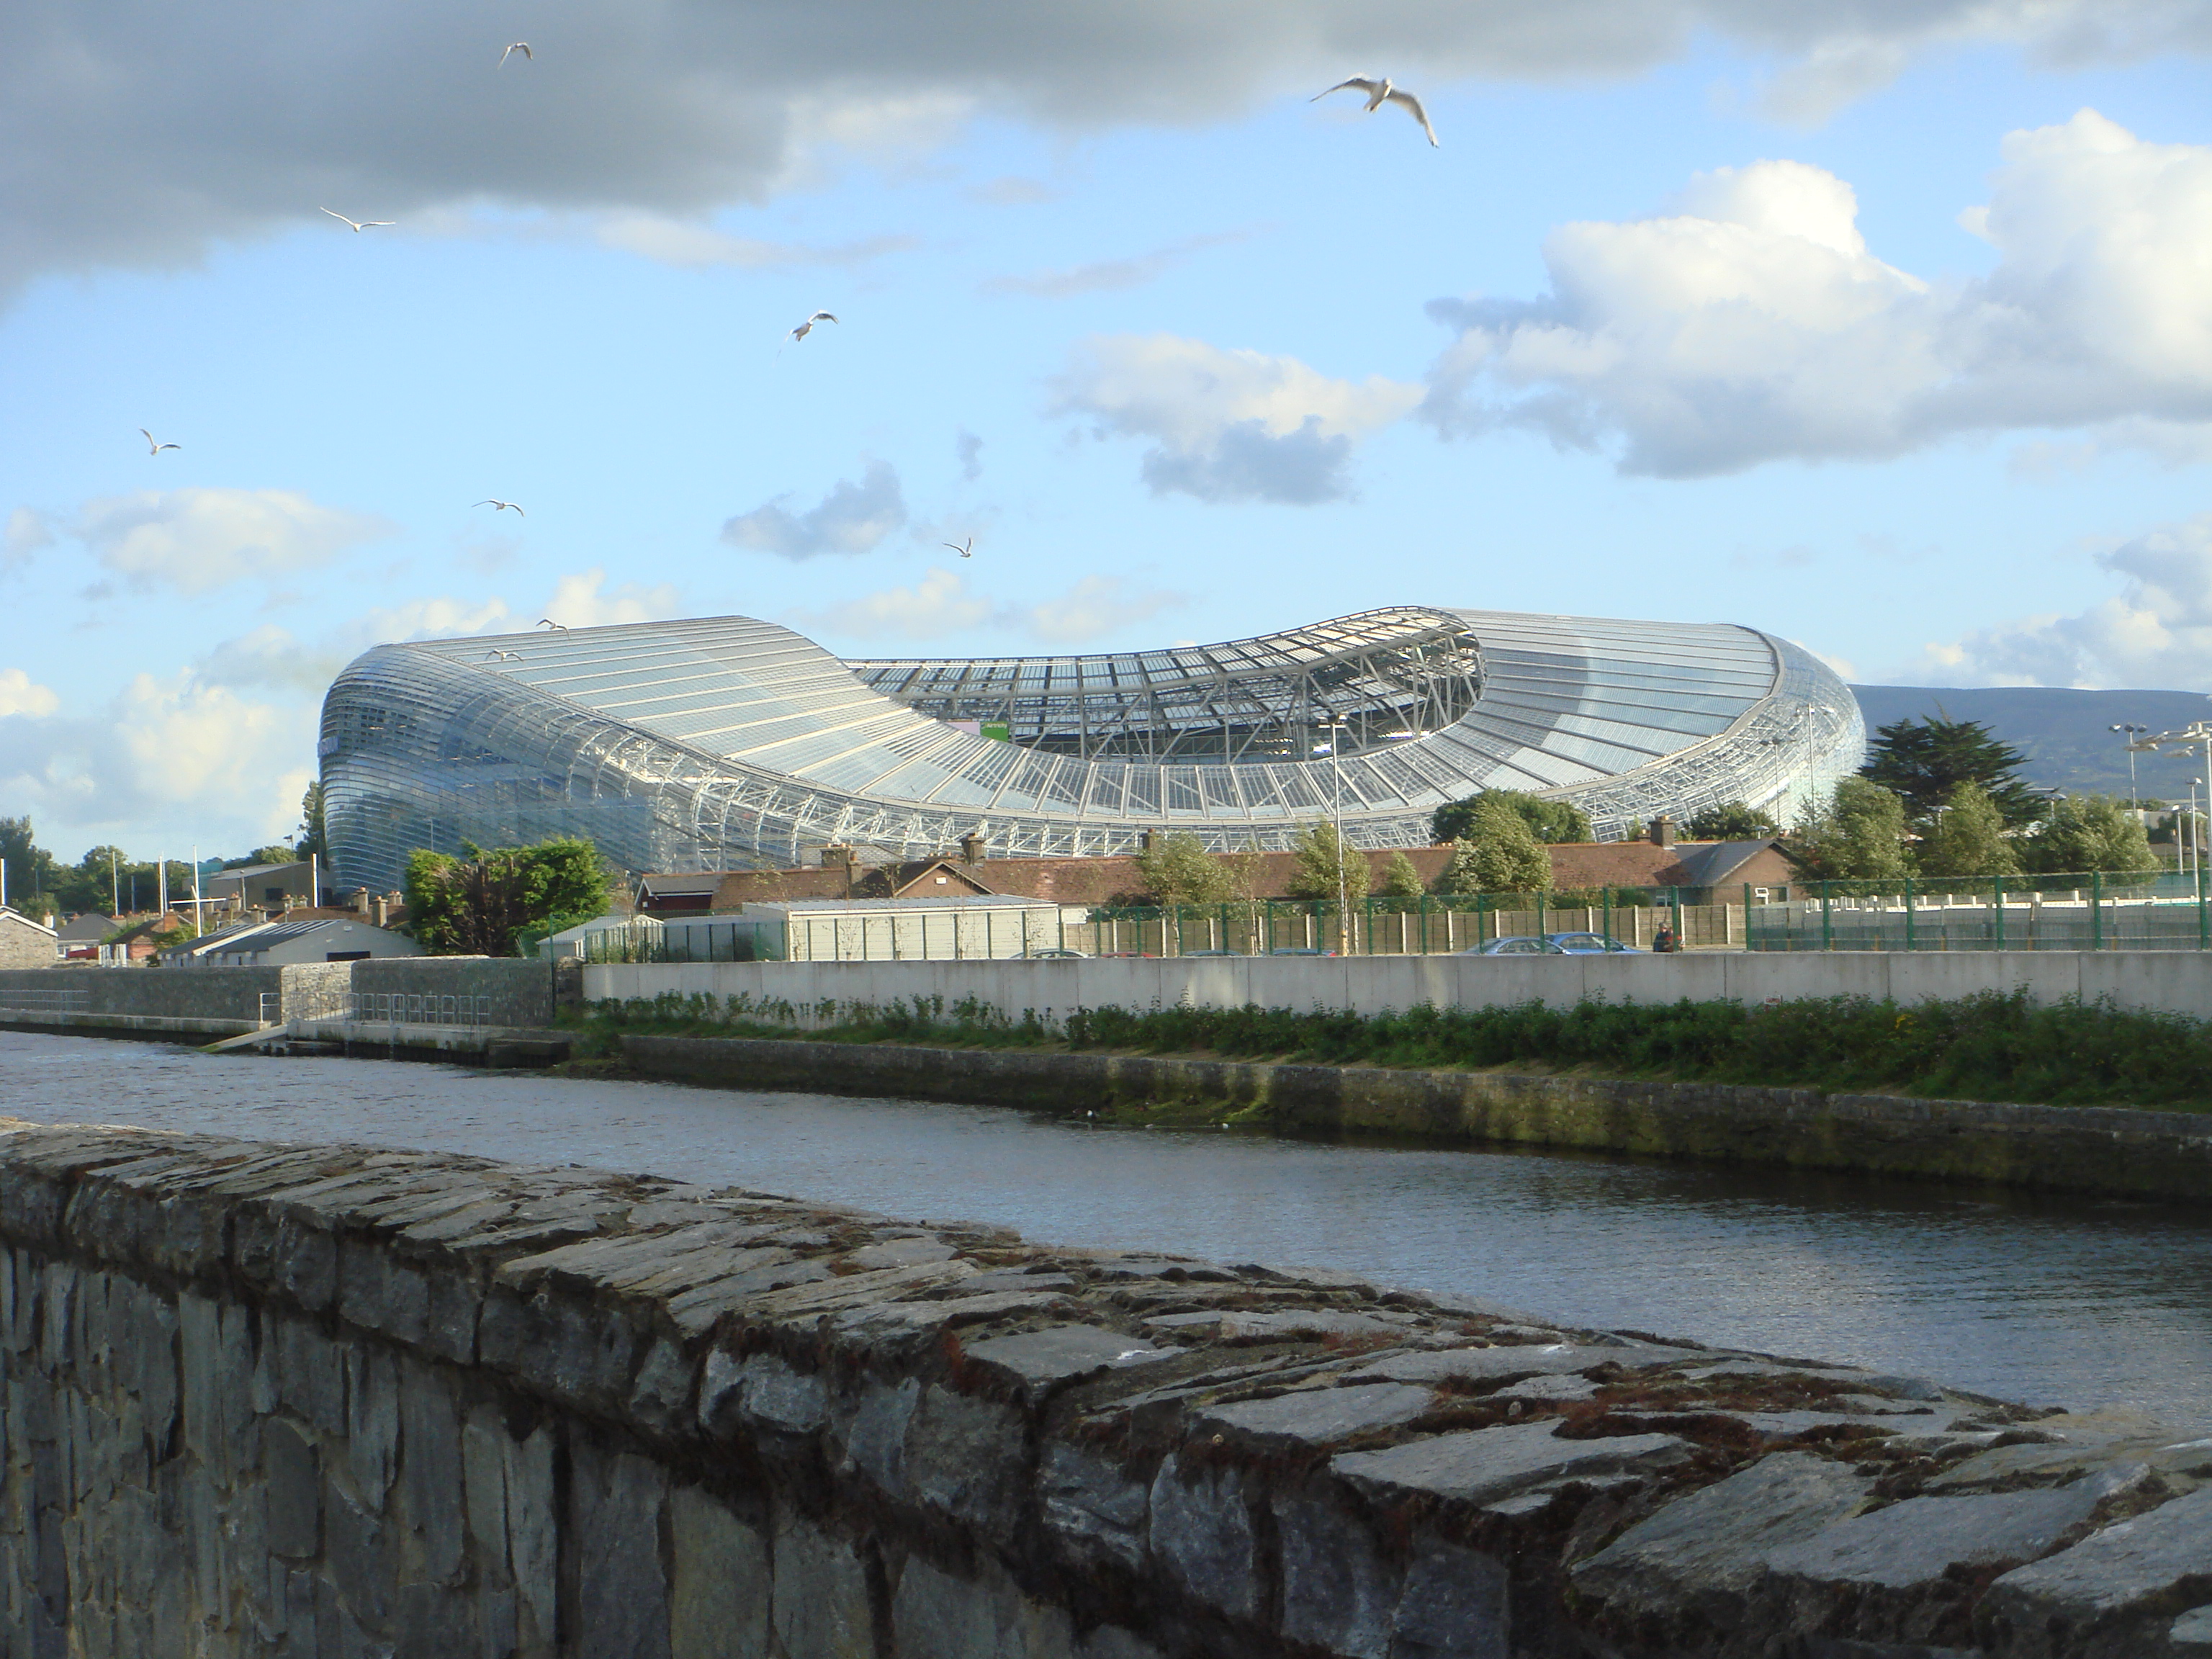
[0,988,91,1016]
[1745,868,2210,952]
[284,991,499,1027]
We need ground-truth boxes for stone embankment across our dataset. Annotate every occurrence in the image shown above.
[621,1036,2212,1202]
[3,1120,2209,1657]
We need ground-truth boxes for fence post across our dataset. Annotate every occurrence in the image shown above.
[2200,858,2208,950]
[1602,886,1612,947]
[1994,874,2005,951]
[1820,882,1833,951]
[2091,870,2103,950]
[1670,886,1683,945]
[1904,877,1915,952]
[1535,889,1546,940]
[1419,893,1429,954]
[1477,892,1488,945]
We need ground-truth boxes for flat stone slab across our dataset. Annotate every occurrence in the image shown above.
[960,1326,1179,1403]
[1346,1341,1677,1388]
[1762,1476,2122,1590]
[1574,1453,1873,1613]
[1195,1383,1433,1451]
[1983,1485,2212,1644]
[1333,1421,1691,1509]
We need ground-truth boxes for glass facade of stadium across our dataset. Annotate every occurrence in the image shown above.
[319,606,1865,893]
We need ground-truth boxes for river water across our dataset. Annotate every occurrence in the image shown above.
[3,1029,2208,1428]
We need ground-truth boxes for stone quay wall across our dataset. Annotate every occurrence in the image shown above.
[619,1037,2212,1202]
[0,958,564,1041]
[4,1120,2211,1658]
[585,949,2212,1028]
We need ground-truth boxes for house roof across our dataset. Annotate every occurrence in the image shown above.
[0,907,56,938]
[53,914,120,942]
[1669,840,1791,888]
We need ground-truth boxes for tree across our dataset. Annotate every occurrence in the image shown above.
[1861,716,2040,830]
[0,816,58,916]
[1133,832,1234,906]
[295,781,328,863]
[248,844,297,867]
[1285,822,1372,904]
[1915,782,2020,878]
[403,838,611,956]
[1685,801,1781,841]
[1430,789,1590,846]
[1436,796,1552,895]
[2024,794,2160,877]
[1377,850,1426,899]
[1790,778,1910,881]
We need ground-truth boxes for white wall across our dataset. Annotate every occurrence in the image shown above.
[582,950,2212,1027]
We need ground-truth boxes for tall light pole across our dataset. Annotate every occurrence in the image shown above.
[1320,718,1351,955]
[2192,781,2205,881]
[2110,724,2148,807]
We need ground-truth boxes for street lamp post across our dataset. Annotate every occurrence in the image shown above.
[2110,724,2148,807]
[1323,719,1352,955]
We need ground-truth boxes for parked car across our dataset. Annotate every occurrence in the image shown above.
[1545,932,1644,954]
[1267,946,1338,956]
[1015,948,1089,960]
[1179,948,1247,958]
[1462,936,1567,956]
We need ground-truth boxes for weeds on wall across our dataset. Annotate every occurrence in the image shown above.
[565,988,2212,1111]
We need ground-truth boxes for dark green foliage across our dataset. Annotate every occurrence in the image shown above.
[2023,793,2160,876]
[1431,790,1591,845]
[404,837,610,956]
[571,987,2212,1112]
[295,781,328,863]
[0,817,58,917]
[1132,831,1234,905]
[1684,801,1781,840]
[1862,715,2041,829]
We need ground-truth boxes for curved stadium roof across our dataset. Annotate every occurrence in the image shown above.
[320,606,1863,891]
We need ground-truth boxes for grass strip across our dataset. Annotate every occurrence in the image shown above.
[567,988,2212,1112]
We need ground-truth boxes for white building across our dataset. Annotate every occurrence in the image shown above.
[163,917,421,966]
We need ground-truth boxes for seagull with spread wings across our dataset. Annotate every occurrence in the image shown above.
[943,536,974,559]
[1312,76,1438,146]
[500,42,532,66]
[320,209,394,233]
[475,499,525,516]
[138,428,180,456]
[788,310,837,343]
[536,619,568,631]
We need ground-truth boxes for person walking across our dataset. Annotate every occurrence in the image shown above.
[1653,924,1679,953]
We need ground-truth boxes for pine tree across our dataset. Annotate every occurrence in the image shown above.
[1861,716,2040,829]
[1916,782,2020,878]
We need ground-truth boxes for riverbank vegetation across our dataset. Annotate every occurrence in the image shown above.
[568,988,2212,1111]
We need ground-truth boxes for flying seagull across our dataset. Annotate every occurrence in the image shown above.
[943,537,974,559]
[474,499,525,516]
[1311,76,1438,146]
[138,428,180,455]
[536,619,567,631]
[788,310,837,343]
[483,649,522,662]
[500,42,532,66]
[320,208,394,233]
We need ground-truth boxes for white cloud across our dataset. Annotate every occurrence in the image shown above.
[723,462,907,558]
[24,4,2197,302]
[540,568,682,629]
[1011,576,1184,644]
[0,668,58,718]
[4,507,53,567]
[983,230,1249,299]
[590,213,915,269]
[73,487,393,594]
[788,567,993,642]
[1052,333,1419,503]
[1900,511,2212,688]
[1423,112,2212,477]
[0,670,313,847]
[191,626,342,695]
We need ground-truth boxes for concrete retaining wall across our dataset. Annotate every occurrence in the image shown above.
[2,1118,2204,1659]
[623,1036,2212,1201]
[583,949,2212,1027]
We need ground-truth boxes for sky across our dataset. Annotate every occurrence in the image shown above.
[2,0,2210,862]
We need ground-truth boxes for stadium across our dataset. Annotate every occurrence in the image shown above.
[319,606,1864,893]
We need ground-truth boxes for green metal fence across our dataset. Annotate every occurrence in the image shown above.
[1743,868,2211,952]
[1080,889,1714,957]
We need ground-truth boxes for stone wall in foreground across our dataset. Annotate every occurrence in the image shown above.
[1,1120,2208,1658]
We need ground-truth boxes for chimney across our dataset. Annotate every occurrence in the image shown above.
[1649,814,1677,848]
[1139,831,1156,853]
[960,832,985,865]
[820,843,853,868]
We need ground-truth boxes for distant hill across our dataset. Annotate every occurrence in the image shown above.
[1850,685,2212,805]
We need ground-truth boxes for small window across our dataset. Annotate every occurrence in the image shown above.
[935,876,948,884]
[325,950,370,962]
[1753,887,1771,903]
[264,886,286,904]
